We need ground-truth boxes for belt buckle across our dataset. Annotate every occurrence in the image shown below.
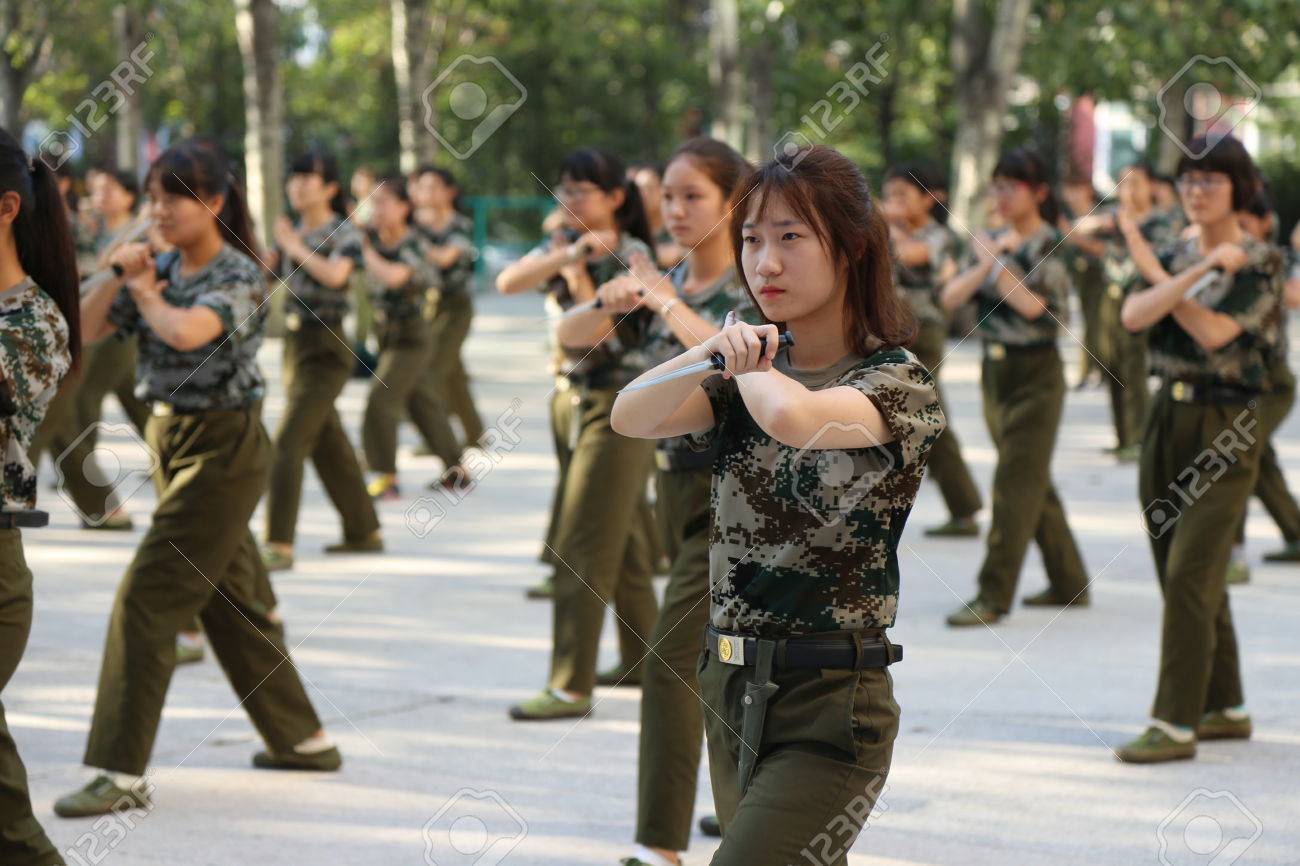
[285,311,302,332]
[1108,283,1123,300]
[716,633,745,666]
[654,450,672,472]
[987,343,1006,361]
[152,402,174,417]
[1171,381,1190,403]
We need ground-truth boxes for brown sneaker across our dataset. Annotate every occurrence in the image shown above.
[1116,726,1196,764]
[1197,710,1252,741]
[946,599,1003,627]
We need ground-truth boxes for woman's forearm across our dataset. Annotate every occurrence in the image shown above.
[80,277,124,345]
[941,259,994,311]
[496,247,571,295]
[611,343,715,438]
[1121,259,1214,332]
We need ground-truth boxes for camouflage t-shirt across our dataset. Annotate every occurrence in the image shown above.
[969,224,1071,346]
[645,263,756,466]
[1148,235,1283,391]
[366,227,439,321]
[892,218,956,328]
[1100,207,1185,294]
[530,233,656,390]
[690,344,945,636]
[0,278,71,509]
[109,244,267,411]
[418,212,476,297]
[283,215,364,326]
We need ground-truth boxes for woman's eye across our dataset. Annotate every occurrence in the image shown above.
[782,232,800,241]
[742,234,758,245]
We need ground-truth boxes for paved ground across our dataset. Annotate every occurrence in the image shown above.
[12,290,1300,865]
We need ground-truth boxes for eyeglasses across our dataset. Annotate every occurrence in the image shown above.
[991,180,1029,197]
[556,184,601,201]
[1176,175,1230,192]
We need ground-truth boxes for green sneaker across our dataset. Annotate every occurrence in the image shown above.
[596,663,641,687]
[924,517,980,538]
[1197,710,1252,741]
[54,774,152,818]
[175,641,205,666]
[508,690,591,721]
[1116,726,1196,764]
[252,746,342,771]
[1226,561,1250,585]
[1115,444,1141,463]
[698,814,721,837]
[1262,541,1300,563]
[1022,588,1090,608]
[525,575,555,601]
[945,599,1003,627]
[261,545,294,572]
[324,532,384,554]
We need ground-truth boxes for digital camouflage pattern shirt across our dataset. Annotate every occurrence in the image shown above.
[1100,206,1185,294]
[366,227,440,322]
[1149,234,1283,391]
[969,223,1071,346]
[418,212,476,297]
[892,218,956,328]
[283,215,364,327]
[690,343,945,636]
[0,278,71,509]
[644,262,756,467]
[109,245,267,411]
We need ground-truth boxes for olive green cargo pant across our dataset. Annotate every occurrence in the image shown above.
[636,467,711,852]
[1237,361,1300,544]
[547,385,658,696]
[83,406,323,775]
[1074,255,1106,381]
[266,322,379,546]
[362,314,448,475]
[76,336,150,438]
[408,292,470,470]
[1140,386,1263,727]
[1099,284,1149,450]
[701,647,899,866]
[27,376,119,525]
[911,321,983,521]
[975,345,1088,611]
[0,531,64,866]
[431,292,485,445]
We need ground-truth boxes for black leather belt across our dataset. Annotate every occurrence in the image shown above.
[706,626,902,670]
[0,510,49,528]
[1164,380,1258,405]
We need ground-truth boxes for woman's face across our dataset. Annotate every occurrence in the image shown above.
[1117,169,1152,211]
[1177,171,1234,226]
[882,178,929,223]
[421,172,455,210]
[661,156,726,249]
[556,173,622,231]
[992,176,1042,223]
[147,177,220,248]
[371,183,410,230]
[740,192,841,324]
[91,176,135,219]
[286,172,334,214]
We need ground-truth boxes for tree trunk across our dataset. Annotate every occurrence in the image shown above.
[948,0,1031,229]
[0,0,54,137]
[745,48,772,164]
[708,0,742,150]
[234,0,283,251]
[113,4,144,175]
[0,68,21,135]
[392,0,437,174]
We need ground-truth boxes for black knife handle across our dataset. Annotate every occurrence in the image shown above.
[708,331,794,371]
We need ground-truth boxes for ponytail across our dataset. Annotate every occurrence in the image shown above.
[616,179,654,249]
[3,132,81,370]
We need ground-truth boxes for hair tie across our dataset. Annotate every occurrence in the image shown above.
[27,155,35,174]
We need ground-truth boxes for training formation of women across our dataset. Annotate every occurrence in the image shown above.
[1,2,1297,864]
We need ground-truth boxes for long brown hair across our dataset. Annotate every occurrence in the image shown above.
[729,144,915,354]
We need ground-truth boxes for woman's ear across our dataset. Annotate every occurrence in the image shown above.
[608,185,626,211]
[0,190,21,228]
[206,192,226,215]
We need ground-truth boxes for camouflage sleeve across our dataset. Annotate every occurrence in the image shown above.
[334,223,365,266]
[924,224,953,274]
[844,359,946,470]
[107,285,140,336]
[1020,252,1071,318]
[685,372,736,453]
[399,234,442,291]
[445,227,475,259]
[194,268,265,343]
[1219,258,1283,341]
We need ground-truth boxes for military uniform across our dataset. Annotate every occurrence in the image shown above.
[1062,235,1106,382]
[969,225,1089,612]
[689,344,942,865]
[535,235,659,697]
[1097,208,1184,451]
[265,216,379,547]
[415,213,485,448]
[634,264,754,853]
[893,218,982,521]
[360,228,451,475]
[82,246,325,776]
[0,277,70,866]
[1138,236,1283,728]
